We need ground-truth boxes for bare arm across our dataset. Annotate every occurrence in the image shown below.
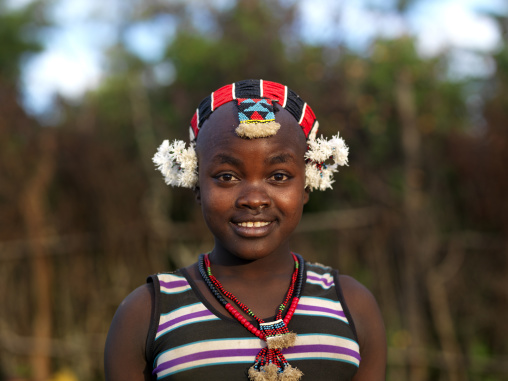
[104,283,154,381]
[339,275,387,381]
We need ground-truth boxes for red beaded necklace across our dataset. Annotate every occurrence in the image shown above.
[198,253,305,381]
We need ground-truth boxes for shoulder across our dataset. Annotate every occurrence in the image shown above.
[338,275,387,381]
[120,282,154,310]
[338,275,378,316]
[110,283,154,332]
[104,283,154,381]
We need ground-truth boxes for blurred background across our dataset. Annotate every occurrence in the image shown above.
[1,0,507,380]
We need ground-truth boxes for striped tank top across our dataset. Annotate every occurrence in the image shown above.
[146,260,361,380]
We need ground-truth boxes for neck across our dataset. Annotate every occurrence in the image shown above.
[208,245,294,282]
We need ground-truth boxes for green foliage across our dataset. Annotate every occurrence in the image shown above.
[0,0,46,83]
[165,0,294,97]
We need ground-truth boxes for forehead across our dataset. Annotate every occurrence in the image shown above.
[195,102,307,159]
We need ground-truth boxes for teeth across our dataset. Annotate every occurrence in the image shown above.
[237,221,270,228]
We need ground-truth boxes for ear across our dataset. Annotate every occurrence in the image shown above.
[194,186,201,205]
[303,187,310,205]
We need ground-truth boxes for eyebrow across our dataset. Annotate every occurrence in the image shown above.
[211,152,297,166]
[212,153,242,166]
[265,153,297,165]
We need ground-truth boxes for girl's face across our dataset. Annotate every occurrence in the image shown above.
[195,102,309,262]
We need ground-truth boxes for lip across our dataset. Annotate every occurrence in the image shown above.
[230,219,276,238]
[236,221,271,228]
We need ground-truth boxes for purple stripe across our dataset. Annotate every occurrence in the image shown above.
[297,304,346,319]
[154,347,258,373]
[157,310,213,333]
[307,274,334,287]
[154,343,361,375]
[284,344,361,361]
[160,279,189,289]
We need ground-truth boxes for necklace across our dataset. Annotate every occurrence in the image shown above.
[198,253,305,381]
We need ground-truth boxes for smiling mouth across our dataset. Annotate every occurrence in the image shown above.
[235,221,272,228]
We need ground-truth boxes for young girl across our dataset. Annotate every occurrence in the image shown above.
[104,80,386,380]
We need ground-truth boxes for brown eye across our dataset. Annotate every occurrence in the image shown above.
[216,173,237,182]
[271,173,289,182]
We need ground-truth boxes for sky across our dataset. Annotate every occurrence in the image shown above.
[8,0,507,117]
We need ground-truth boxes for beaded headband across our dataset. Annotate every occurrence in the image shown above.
[235,97,280,138]
[153,79,349,191]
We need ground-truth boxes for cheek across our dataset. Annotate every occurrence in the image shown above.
[201,189,220,213]
[277,188,307,216]
[200,185,232,222]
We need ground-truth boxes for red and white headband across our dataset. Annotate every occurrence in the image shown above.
[153,79,348,191]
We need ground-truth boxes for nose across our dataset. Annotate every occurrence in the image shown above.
[235,183,271,211]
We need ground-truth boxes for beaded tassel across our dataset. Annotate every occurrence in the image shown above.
[199,253,305,381]
[247,347,303,381]
[260,319,297,349]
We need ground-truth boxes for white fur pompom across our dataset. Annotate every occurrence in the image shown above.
[328,134,349,166]
[304,133,348,191]
[305,163,337,191]
[305,134,349,165]
[305,135,333,163]
[152,139,198,188]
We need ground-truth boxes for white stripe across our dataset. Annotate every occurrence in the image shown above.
[157,356,255,378]
[306,270,334,289]
[189,126,196,142]
[158,338,262,360]
[158,274,191,294]
[155,338,262,377]
[155,334,359,377]
[161,284,191,294]
[156,334,359,378]
[282,86,288,108]
[158,273,185,283]
[284,334,360,366]
[294,309,348,324]
[298,102,307,124]
[196,108,200,126]
[232,83,236,99]
[211,92,215,111]
[286,351,360,366]
[296,296,348,323]
[156,303,218,339]
[260,79,263,97]
[309,120,319,141]
[298,296,343,312]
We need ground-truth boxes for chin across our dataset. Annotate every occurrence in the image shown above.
[213,236,286,261]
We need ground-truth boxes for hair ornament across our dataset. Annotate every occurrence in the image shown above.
[153,79,349,191]
[235,98,281,139]
[152,139,198,188]
[304,133,349,191]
